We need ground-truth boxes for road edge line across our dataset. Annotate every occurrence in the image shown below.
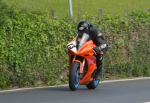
[101,77,150,83]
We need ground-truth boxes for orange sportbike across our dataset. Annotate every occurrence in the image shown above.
[67,33,103,91]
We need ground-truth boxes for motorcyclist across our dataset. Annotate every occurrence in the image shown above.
[77,20,108,79]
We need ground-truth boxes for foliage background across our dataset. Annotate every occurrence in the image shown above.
[0,0,150,89]
[3,0,150,17]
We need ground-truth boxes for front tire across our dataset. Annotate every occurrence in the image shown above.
[69,62,80,91]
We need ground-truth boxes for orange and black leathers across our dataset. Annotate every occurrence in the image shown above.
[89,25,107,51]
[88,25,108,78]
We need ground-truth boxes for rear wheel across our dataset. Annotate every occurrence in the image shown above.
[69,62,80,91]
[86,79,100,89]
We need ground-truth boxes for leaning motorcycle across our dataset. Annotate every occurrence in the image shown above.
[67,33,103,91]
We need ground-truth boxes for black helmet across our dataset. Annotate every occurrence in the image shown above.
[77,21,90,35]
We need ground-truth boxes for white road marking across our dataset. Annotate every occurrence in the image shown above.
[0,84,68,93]
[102,77,150,83]
[0,77,150,93]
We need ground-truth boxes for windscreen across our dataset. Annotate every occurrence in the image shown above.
[77,33,89,49]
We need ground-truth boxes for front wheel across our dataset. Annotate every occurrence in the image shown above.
[86,79,100,89]
[69,62,80,91]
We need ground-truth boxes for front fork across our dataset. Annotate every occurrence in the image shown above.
[72,56,85,74]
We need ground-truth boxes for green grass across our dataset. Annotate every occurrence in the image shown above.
[3,0,150,17]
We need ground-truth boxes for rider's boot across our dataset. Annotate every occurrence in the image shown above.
[93,55,103,79]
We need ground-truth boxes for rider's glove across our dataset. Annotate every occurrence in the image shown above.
[93,46,102,55]
[93,44,107,55]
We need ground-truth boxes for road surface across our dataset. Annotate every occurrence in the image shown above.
[0,79,150,103]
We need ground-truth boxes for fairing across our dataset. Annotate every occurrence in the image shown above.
[67,33,97,85]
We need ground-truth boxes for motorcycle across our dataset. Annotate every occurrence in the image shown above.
[67,33,103,91]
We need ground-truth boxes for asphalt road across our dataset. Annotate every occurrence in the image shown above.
[0,79,150,103]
